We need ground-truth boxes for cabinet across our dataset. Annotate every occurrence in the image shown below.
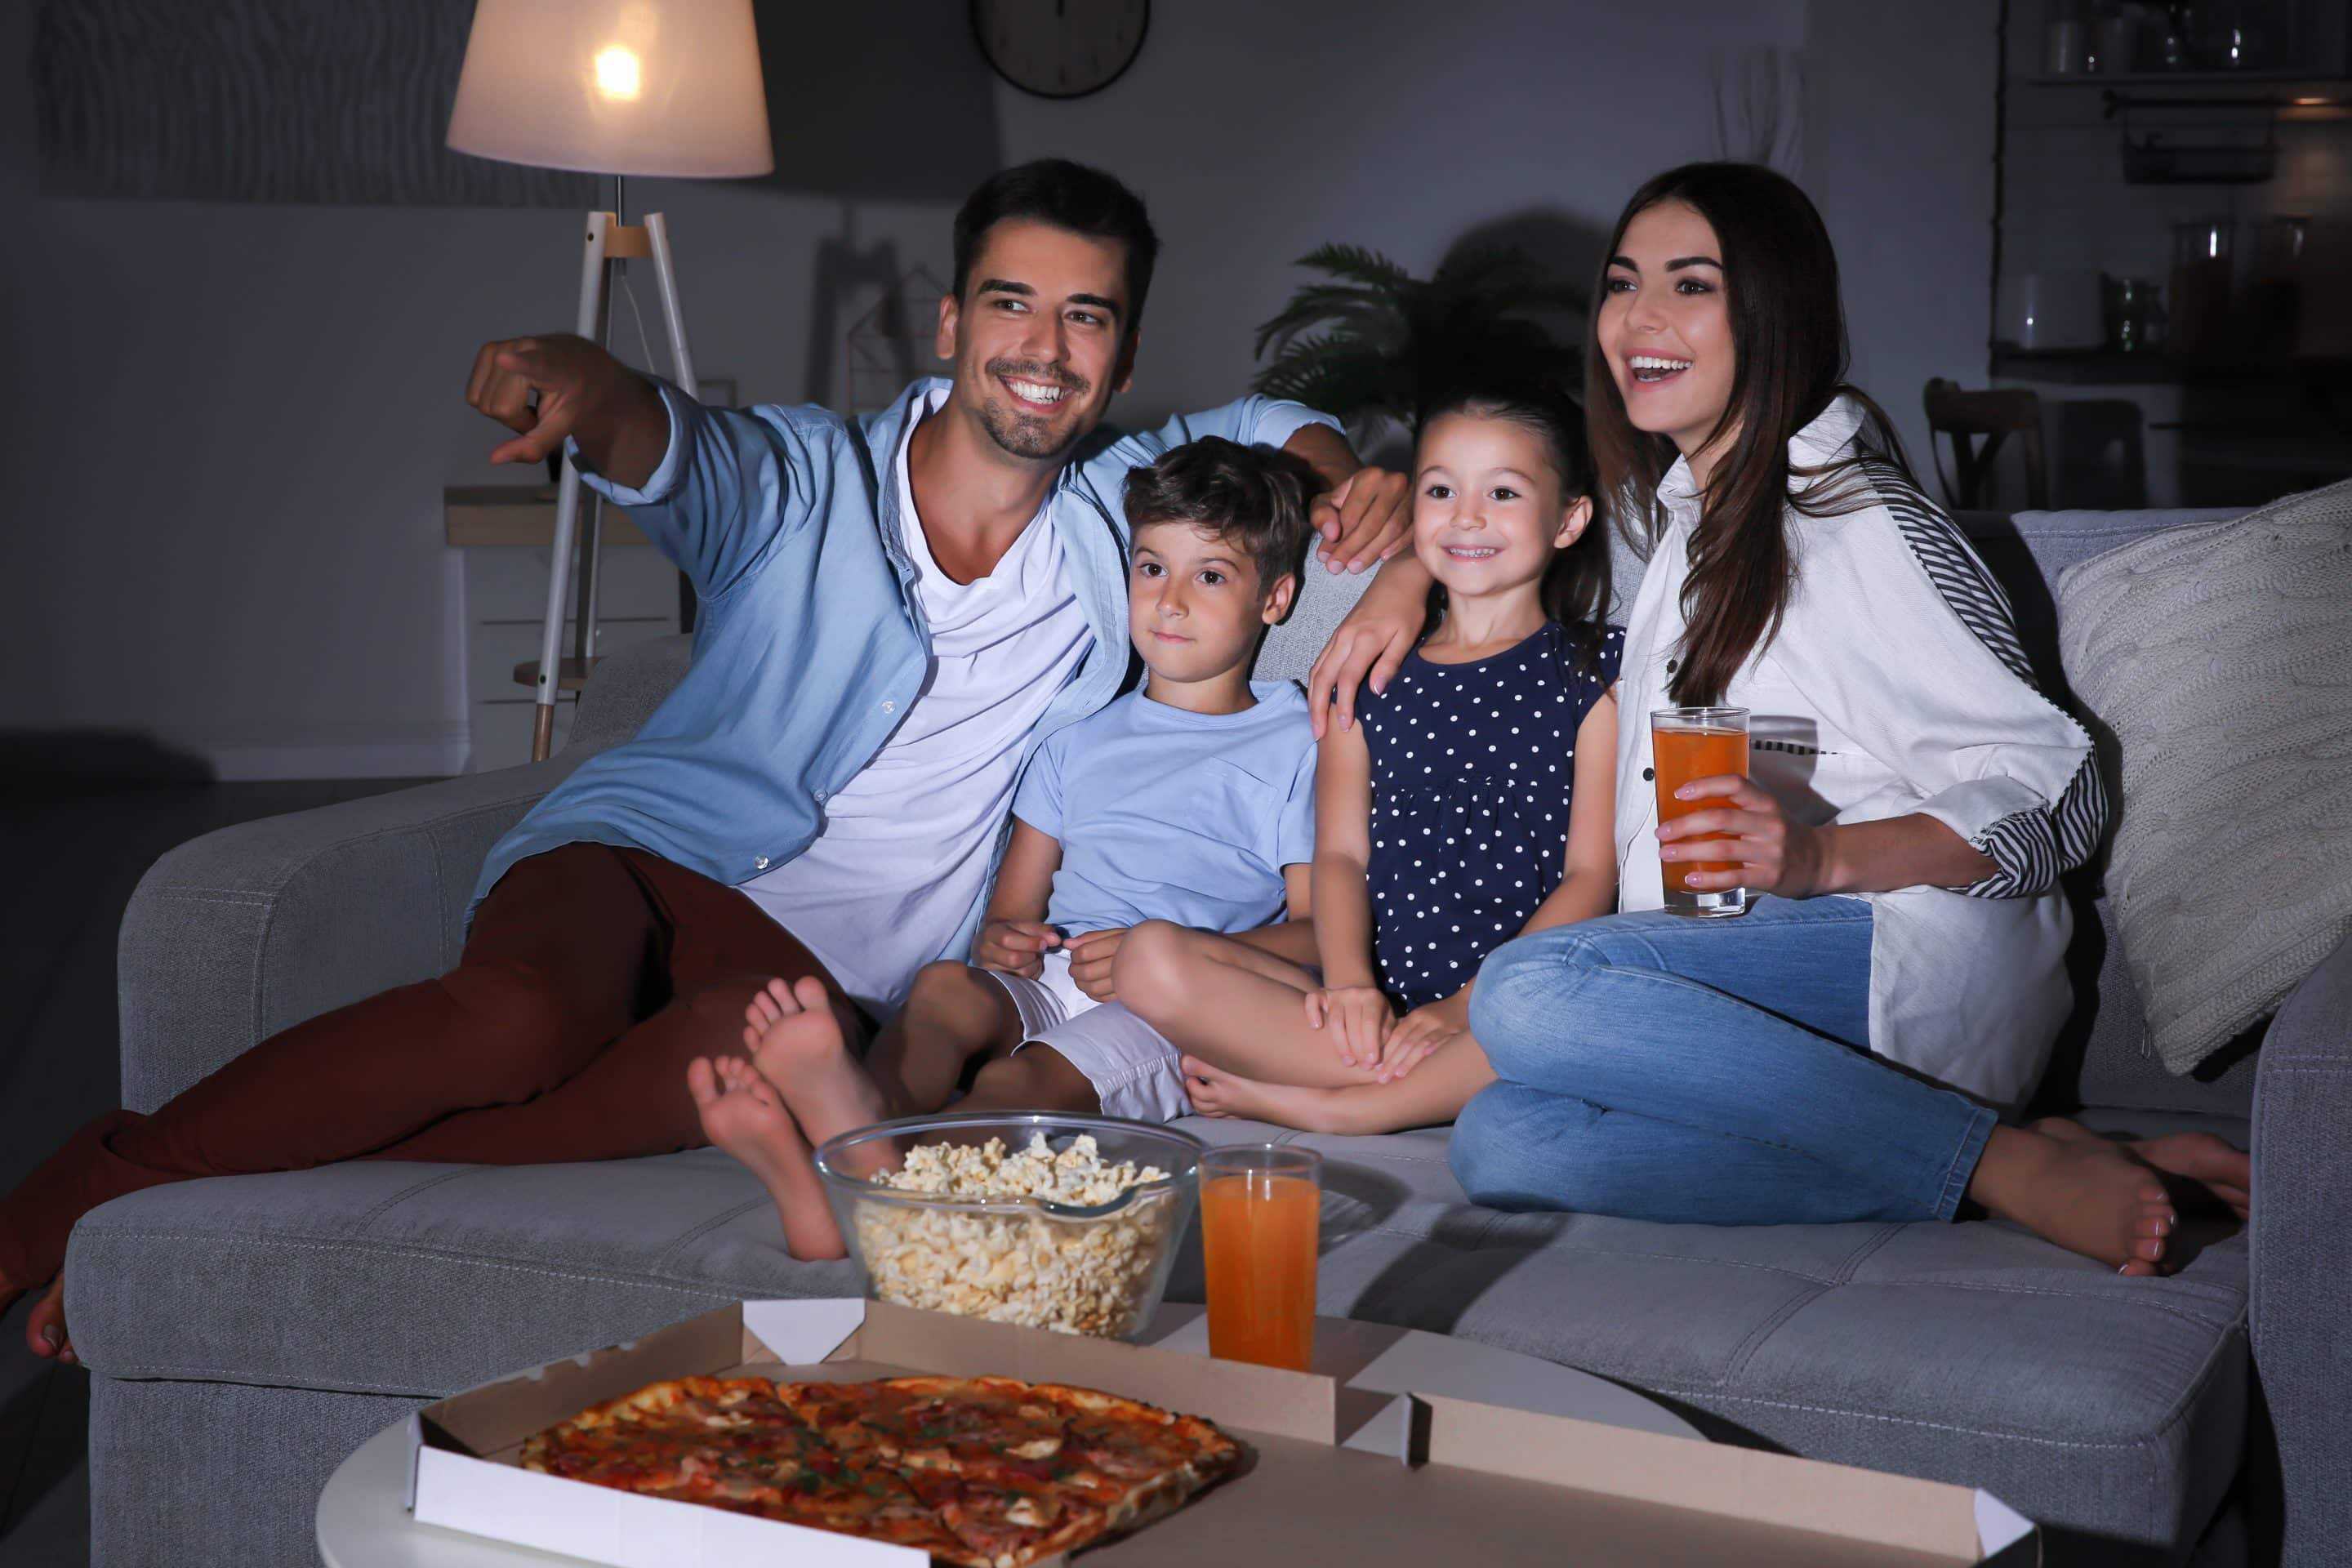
[446,487,683,773]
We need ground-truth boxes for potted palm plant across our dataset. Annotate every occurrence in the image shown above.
[1250,242,1588,453]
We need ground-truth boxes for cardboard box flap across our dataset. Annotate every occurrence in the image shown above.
[420,1307,751,1456]
[1415,1394,1985,1564]
[849,1299,1338,1444]
[741,1297,866,1365]
[1976,1491,2038,1559]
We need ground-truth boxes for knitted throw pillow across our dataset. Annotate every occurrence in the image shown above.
[2056,478,2352,1074]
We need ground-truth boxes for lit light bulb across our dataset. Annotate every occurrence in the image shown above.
[595,45,642,100]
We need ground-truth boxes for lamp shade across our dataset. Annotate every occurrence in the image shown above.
[448,0,773,178]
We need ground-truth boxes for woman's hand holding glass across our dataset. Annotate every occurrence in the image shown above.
[1657,776,1831,899]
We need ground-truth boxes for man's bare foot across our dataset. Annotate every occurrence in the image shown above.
[24,1278,73,1364]
[1183,1055,1353,1134]
[2034,1117,2252,1220]
[686,1054,844,1261]
[1970,1125,2177,1275]
[743,977,894,1152]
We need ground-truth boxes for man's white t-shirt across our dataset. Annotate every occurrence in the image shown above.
[740,386,1094,1016]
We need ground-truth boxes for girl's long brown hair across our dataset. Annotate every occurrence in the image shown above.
[1585,162,1921,706]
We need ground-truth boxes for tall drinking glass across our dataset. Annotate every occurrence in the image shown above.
[1651,706,1752,919]
[1198,1143,1321,1372]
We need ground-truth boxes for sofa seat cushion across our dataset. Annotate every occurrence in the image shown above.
[69,1116,2247,1554]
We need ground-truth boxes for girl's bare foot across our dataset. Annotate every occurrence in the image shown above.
[1970,1126,2177,1275]
[743,978,893,1150]
[686,1055,845,1261]
[1182,1055,1352,1134]
[2034,1117,2252,1219]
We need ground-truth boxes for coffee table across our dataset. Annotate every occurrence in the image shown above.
[318,1299,1701,1567]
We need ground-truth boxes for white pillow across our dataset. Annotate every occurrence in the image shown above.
[2056,478,2352,1075]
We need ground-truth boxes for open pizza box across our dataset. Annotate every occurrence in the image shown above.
[408,1298,2040,1567]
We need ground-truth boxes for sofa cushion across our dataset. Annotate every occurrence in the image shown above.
[2058,479,2352,1076]
[69,1115,2247,1553]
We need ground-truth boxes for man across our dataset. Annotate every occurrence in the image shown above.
[2,159,1424,1360]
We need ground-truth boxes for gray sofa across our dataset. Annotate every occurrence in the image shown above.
[71,503,2346,1567]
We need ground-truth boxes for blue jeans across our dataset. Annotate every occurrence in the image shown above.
[1453,897,1997,1224]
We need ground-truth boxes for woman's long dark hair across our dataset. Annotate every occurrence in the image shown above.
[1417,374,1612,681]
[1585,162,1920,706]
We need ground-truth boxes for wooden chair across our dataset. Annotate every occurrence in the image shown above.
[1924,378,2050,511]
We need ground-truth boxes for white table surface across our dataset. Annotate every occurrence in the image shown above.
[318,1301,1700,1568]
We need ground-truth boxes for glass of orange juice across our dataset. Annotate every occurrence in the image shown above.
[1650,706,1752,919]
[1198,1143,1321,1372]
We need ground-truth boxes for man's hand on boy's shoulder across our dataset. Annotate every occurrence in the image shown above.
[977,919,1062,979]
[1064,927,1129,1001]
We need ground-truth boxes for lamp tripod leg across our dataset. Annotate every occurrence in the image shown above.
[530,210,615,764]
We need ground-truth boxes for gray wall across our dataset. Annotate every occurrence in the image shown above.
[0,0,1993,778]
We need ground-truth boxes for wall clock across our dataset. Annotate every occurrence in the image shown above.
[970,0,1150,100]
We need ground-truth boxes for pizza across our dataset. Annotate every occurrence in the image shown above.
[520,1374,1243,1566]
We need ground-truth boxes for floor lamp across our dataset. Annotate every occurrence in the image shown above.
[447,0,773,761]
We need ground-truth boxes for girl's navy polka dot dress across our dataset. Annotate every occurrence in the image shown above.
[1356,620,1624,1011]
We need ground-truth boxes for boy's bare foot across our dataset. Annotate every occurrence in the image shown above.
[743,977,893,1152]
[1970,1125,2177,1275]
[2033,1117,2252,1219]
[687,1054,844,1261]
[1183,1056,1354,1135]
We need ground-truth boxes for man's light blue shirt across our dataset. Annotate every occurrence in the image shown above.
[471,376,1339,969]
[1013,682,1318,939]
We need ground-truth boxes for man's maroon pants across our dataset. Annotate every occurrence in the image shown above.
[0,844,846,1289]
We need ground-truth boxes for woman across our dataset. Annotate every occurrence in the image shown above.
[1328,163,2248,1272]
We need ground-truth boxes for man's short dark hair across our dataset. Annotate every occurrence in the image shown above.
[951,160,1159,341]
[1122,438,1319,599]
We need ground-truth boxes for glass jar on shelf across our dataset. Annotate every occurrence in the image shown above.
[2101,274,2165,353]
[2247,215,2309,356]
[2168,218,2234,357]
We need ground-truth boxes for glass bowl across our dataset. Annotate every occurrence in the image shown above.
[812,1111,1205,1342]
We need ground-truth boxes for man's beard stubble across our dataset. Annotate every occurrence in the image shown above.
[973,358,1094,461]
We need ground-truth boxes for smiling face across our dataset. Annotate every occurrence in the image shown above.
[1596,200,1738,466]
[936,217,1137,464]
[1127,519,1294,688]
[1412,410,1591,602]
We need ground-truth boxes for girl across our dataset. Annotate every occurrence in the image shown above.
[1111,380,1623,1134]
[1423,163,2250,1273]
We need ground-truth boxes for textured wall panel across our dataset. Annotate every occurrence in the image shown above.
[32,0,602,206]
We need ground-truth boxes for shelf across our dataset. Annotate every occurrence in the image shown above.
[1992,348,2352,385]
[511,657,604,693]
[444,485,652,548]
[2024,71,2351,89]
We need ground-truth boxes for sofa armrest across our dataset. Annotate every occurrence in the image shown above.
[2250,927,2352,1567]
[115,755,583,1111]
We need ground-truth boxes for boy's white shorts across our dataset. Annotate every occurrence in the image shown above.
[987,950,1193,1123]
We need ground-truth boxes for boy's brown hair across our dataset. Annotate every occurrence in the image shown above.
[1121,437,1319,603]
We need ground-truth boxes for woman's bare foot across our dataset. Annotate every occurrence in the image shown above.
[2034,1117,2252,1219]
[1183,1056,1353,1134]
[1969,1125,2177,1274]
[686,1055,844,1261]
[743,977,894,1152]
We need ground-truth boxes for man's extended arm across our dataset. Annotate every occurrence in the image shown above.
[466,334,669,488]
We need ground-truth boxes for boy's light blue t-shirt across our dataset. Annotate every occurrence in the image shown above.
[1013,681,1316,938]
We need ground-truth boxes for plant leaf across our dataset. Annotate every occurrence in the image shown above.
[1292,243,1414,292]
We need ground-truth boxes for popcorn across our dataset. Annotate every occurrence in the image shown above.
[850,1134,1183,1339]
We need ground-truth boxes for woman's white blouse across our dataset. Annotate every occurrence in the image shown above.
[1613,395,2105,1108]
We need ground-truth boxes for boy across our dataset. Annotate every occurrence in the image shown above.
[688,437,1322,1259]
